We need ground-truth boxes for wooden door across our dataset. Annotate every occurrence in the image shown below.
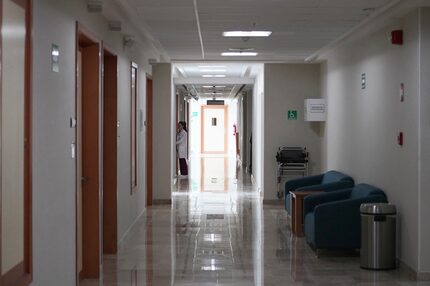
[76,25,102,281]
[102,50,118,254]
[76,49,83,279]
[146,77,153,206]
[81,44,101,279]
[0,0,33,285]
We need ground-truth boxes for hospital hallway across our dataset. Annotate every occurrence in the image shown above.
[80,155,419,286]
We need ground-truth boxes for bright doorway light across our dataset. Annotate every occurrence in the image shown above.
[221,52,258,56]
[202,75,226,78]
[223,31,272,37]
[199,69,227,73]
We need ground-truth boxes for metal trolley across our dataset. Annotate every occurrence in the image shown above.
[276,147,309,199]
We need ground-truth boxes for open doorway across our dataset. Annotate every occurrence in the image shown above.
[201,105,228,154]
[76,24,102,280]
[102,47,118,255]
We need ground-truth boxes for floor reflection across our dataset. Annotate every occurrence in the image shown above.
[172,184,261,285]
[81,156,423,286]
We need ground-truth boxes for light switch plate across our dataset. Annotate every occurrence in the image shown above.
[71,142,76,159]
[70,117,77,128]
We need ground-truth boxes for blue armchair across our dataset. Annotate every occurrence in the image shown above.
[303,183,387,250]
[285,170,354,214]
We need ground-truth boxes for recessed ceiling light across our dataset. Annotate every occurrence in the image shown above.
[202,75,226,78]
[221,52,258,57]
[203,85,226,88]
[199,69,227,72]
[198,65,226,68]
[204,92,223,95]
[223,31,272,37]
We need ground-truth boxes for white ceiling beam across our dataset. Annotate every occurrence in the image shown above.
[193,0,205,59]
[174,77,254,85]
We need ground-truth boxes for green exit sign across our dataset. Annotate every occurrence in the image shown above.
[287,110,298,120]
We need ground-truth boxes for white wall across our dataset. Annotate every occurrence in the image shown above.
[1,0,26,273]
[321,9,421,273]
[189,99,202,156]
[245,91,253,171]
[418,8,430,276]
[228,99,238,156]
[32,0,160,284]
[264,64,322,201]
[252,65,264,195]
[152,63,174,200]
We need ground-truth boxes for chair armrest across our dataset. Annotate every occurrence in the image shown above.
[285,174,323,192]
[313,195,388,233]
[303,189,352,216]
[296,180,354,193]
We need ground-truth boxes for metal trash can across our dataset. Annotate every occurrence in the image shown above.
[360,203,397,270]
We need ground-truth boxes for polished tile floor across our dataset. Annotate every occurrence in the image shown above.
[81,156,428,286]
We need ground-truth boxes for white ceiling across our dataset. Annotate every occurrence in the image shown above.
[123,0,393,61]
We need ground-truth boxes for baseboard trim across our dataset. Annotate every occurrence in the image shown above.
[153,199,172,205]
[118,208,146,250]
[263,199,283,205]
[418,271,430,281]
[250,174,255,185]
[398,260,430,281]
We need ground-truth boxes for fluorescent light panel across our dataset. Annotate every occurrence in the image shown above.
[202,74,226,78]
[223,31,272,37]
[221,52,258,57]
[198,65,226,68]
[199,69,226,72]
[203,85,226,88]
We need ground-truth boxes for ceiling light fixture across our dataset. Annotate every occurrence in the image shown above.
[202,75,226,78]
[221,52,258,57]
[199,69,227,72]
[198,65,226,68]
[223,31,272,37]
[203,85,226,88]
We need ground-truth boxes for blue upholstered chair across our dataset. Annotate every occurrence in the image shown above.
[285,170,354,214]
[303,183,387,250]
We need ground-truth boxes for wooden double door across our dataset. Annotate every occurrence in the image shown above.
[76,25,119,282]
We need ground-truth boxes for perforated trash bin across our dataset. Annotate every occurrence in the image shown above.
[360,203,397,270]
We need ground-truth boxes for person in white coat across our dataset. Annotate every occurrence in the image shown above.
[176,121,188,176]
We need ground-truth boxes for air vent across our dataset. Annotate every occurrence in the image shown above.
[87,0,103,12]
[207,100,224,105]
[108,21,122,32]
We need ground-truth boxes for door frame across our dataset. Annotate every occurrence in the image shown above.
[0,0,33,285]
[101,45,118,254]
[201,105,228,154]
[75,22,102,282]
[146,76,153,206]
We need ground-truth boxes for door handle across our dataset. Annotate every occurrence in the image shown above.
[81,176,89,183]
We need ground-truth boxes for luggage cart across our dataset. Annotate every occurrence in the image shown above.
[276,147,309,199]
